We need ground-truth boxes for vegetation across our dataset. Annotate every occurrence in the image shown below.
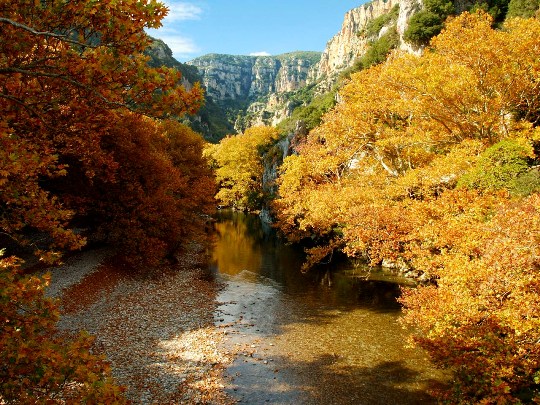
[0,256,127,403]
[204,126,280,210]
[3,0,540,401]
[507,0,540,18]
[145,38,233,141]
[359,4,400,38]
[404,0,454,45]
[468,0,511,21]
[277,89,338,135]
[1,0,214,401]
[355,27,400,70]
[272,12,540,402]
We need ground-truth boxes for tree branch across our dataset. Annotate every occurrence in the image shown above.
[0,17,98,49]
[0,67,130,110]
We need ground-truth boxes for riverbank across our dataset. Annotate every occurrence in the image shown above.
[46,244,235,404]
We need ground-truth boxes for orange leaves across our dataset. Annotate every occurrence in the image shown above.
[400,195,540,402]
[0,1,214,401]
[0,257,127,402]
[0,0,206,262]
[273,11,540,402]
[76,114,215,266]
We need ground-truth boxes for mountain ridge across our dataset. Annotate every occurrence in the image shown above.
[186,0,415,131]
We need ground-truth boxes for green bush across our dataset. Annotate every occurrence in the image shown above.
[404,11,445,45]
[468,0,510,21]
[277,91,337,135]
[358,27,400,69]
[404,0,454,46]
[458,139,539,195]
[507,0,540,18]
[424,0,454,16]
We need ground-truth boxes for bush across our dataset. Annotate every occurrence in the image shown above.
[458,139,533,192]
[404,11,445,45]
[507,0,540,18]
[404,0,454,46]
[358,27,400,69]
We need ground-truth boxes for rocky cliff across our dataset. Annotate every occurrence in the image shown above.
[313,0,421,84]
[314,0,399,79]
[186,52,321,131]
[146,38,233,141]
[185,1,424,133]
[187,52,320,102]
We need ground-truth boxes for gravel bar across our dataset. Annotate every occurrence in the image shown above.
[46,245,236,404]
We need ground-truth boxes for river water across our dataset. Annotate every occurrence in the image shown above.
[210,210,445,404]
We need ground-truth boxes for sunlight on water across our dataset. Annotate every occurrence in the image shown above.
[210,210,447,404]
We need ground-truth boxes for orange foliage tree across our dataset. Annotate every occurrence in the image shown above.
[1,0,212,401]
[66,114,215,265]
[0,0,204,262]
[0,255,127,403]
[274,11,540,402]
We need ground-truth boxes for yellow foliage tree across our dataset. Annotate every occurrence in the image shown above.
[204,126,279,210]
[274,11,540,402]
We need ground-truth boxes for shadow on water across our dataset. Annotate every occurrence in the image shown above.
[225,355,442,404]
[210,210,446,404]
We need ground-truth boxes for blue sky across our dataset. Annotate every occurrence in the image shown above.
[147,1,367,62]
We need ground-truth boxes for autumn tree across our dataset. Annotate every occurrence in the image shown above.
[400,193,540,403]
[0,255,127,403]
[1,0,211,401]
[0,0,203,262]
[62,114,215,265]
[204,126,279,210]
[274,11,540,402]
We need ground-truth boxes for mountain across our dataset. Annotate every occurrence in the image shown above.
[186,52,322,131]
[145,38,234,142]
[314,0,419,86]
[186,0,421,132]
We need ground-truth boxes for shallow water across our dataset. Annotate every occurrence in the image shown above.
[210,210,445,404]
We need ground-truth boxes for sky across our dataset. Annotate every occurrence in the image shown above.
[146,1,367,62]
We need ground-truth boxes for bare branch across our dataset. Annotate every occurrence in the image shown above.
[0,17,96,49]
[0,93,46,121]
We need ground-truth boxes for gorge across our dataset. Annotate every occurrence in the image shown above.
[180,0,423,135]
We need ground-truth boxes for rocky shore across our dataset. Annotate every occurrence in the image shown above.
[46,245,235,404]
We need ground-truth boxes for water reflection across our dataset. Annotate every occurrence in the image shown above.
[210,210,446,404]
[210,210,405,310]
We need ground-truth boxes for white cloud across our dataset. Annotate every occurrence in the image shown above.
[164,36,200,56]
[146,2,203,61]
[146,27,200,60]
[163,1,202,22]
[249,51,271,56]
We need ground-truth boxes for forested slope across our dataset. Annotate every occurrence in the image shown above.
[207,9,540,403]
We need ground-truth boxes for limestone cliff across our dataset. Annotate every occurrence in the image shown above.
[314,0,399,78]
[186,52,321,131]
[312,0,422,84]
[185,1,424,134]
[145,38,233,141]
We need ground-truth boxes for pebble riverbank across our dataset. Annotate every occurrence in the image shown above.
[46,246,236,404]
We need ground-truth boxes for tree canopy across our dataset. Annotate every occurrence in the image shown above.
[1,0,213,401]
[273,12,540,402]
[0,0,206,263]
[204,126,279,211]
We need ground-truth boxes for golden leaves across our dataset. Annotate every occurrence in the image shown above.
[274,11,540,402]
[204,126,279,210]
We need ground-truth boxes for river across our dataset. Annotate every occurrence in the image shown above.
[210,210,446,404]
